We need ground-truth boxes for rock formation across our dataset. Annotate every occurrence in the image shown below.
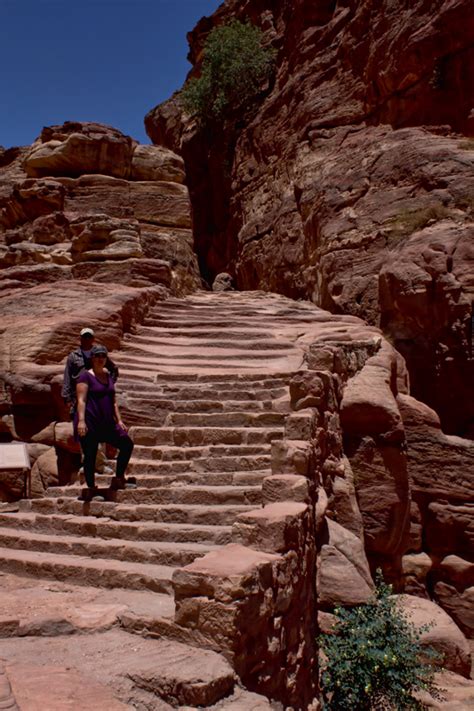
[145,0,474,438]
[0,121,200,295]
[0,1,473,707]
[0,121,200,453]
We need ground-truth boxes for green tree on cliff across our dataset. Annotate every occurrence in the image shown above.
[181,19,275,124]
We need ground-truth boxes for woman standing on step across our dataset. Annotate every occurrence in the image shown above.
[75,344,135,502]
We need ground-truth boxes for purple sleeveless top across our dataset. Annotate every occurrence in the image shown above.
[74,370,122,438]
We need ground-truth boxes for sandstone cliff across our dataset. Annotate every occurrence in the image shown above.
[145,0,474,439]
[0,121,200,442]
[0,121,200,295]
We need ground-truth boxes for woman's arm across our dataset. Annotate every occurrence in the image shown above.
[113,396,127,432]
[76,382,89,437]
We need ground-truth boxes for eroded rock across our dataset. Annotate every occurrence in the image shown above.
[0,121,199,294]
[395,594,471,677]
[147,0,474,437]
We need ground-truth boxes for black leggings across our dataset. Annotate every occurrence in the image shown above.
[79,429,134,488]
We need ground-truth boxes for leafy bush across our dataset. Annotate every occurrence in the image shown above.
[388,203,450,238]
[319,574,441,710]
[181,19,275,124]
[459,138,474,150]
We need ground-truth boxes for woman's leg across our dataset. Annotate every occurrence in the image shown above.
[105,431,134,479]
[79,432,99,488]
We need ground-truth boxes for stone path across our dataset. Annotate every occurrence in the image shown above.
[0,293,312,594]
[0,291,324,708]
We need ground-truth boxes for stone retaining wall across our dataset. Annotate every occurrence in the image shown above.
[169,339,380,708]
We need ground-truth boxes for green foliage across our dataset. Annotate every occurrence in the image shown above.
[319,573,441,710]
[388,203,450,237]
[458,138,474,151]
[181,19,275,124]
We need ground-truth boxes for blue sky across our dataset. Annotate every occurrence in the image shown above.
[0,0,222,148]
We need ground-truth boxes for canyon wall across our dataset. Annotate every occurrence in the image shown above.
[145,0,474,438]
[0,121,199,446]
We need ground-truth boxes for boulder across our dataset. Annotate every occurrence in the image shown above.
[212,272,234,292]
[30,447,58,497]
[341,344,410,559]
[345,436,410,558]
[341,342,404,441]
[398,394,474,503]
[330,456,364,540]
[418,670,474,709]
[131,144,185,183]
[401,552,432,597]
[317,519,374,609]
[395,595,471,677]
[434,581,474,639]
[24,122,135,179]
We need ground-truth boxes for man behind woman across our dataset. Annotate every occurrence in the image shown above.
[74,343,135,502]
[62,327,118,418]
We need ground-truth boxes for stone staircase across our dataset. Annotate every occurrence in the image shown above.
[0,293,314,634]
[1,291,374,707]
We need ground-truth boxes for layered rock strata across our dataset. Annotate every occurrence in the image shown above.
[146,0,474,437]
[0,121,200,451]
[0,121,200,295]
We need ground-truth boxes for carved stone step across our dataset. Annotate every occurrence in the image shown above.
[166,412,286,428]
[0,512,232,545]
[50,468,269,489]
[47,483,263,507]
[130,426,282,446]
[122,397,276,412]
[22,499,255,525]
[131,443,271,461]
[0,526,215,567]
[0,547,175,593]
[128,453,271,472]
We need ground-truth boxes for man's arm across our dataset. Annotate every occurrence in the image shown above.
[61,354,74,401]
[106,356,119,383]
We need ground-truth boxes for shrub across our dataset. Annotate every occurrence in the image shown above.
[181,19,275,124]
[388,203,450,237]
[458,139,474,151]
[319,573,441,710]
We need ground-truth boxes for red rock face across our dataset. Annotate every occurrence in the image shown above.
[0,121,200,455]
[0,121,200,295]
[146,0,474,436]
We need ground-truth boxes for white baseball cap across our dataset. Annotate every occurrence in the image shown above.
[80,327,95,337]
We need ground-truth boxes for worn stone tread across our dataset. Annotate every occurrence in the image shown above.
[128,454,271,473]
[123,398,276,412]
[23,499,256,525]
[0,547,175,592]
[47,484,263,506]
[0,512,232,544]
[0,526,216,567]
[130,440,274,453]
[126,639,235,707]
[129,427,283,447]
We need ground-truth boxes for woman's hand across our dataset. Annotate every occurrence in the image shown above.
[77,420,87,437]
[117,420,128,432]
